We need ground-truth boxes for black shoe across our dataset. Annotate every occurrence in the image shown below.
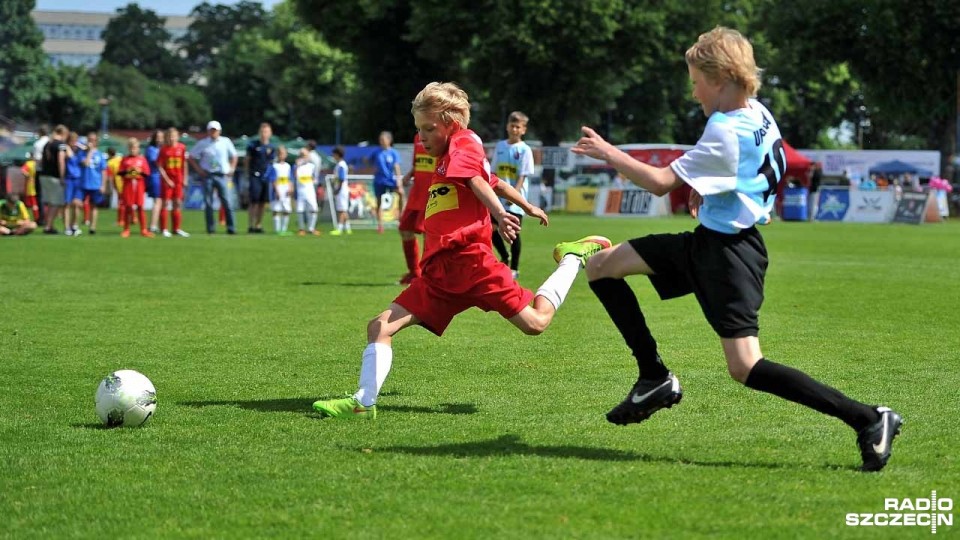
[254,227,265,234]
[857,406,902,472]
[43,228,59,235]
[606,373,683,426]
[227,229,236,235]
[248,227,255,233]
[89,229,96,235]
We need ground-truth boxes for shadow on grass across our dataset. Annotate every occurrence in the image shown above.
[301,281,398,288]
[71,423,112,430]
[178,396,477,416]
[380,434,848,469]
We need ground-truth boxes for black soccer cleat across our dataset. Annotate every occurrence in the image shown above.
[857,406,903,472]
[606,373,683,426]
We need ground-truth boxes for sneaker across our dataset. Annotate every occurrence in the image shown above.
[254,228,265,234]
[141,229,155,238]
[297,230,306,237]
[330,229,343,236]
[72,228,82,237]
[248,227,255,234]
[88,229,96,235]
[227,229,236,235]
[175,229,191,238]
[606,372,683,426]
[312,397,377,420]
[121,230,131,238]
[162,229,172,238]
[43,228,59,235]
[64,228,74,236]
[346,229,353,235]
[553,235,612,267]
[311,229,322,236]
[149,226,160,234]
[277,231,293,237]
[857,406,903,472]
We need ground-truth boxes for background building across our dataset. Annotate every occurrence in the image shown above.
[31,10,192,68]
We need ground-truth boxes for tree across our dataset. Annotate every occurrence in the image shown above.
[93,63,211,129]
[40,65,98,130]
[101,3,188,82]
[180,1,270,74]
[0,0,50,120]
[767,0,960,165]
[207,1,355,138]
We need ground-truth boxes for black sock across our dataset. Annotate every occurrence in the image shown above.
[510,234,521,271]
[745,358,879,431]
[588,277,667,380]
[491,228,509,263]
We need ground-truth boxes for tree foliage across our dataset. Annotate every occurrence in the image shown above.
[94,63,210,129]
[207,1,355,138]
[180,1,269,74]
[0,0,50,120]
[41,65,98,131]
[101,3,188,82]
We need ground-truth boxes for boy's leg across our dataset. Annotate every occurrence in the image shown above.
[508,235,611,335]
[509,212,523,271]
[584,241,681,425]
[727,337,900,471]
[313,303,420,419]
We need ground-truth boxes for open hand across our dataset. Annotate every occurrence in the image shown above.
[526,206,549,226]
[571,126,614,161]
[496,212,522,244]
[689,190,703,219]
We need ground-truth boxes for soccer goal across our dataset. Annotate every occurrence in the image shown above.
[323,174,402,230]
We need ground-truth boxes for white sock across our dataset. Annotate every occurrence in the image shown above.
[338,222,345,232]
[354,343,393,407]
[273,215,281,231]
[345,221,351,231]
[308,212,318,231]
[297,212,306,231]
[281,214,289,231]
[535,254,581,310]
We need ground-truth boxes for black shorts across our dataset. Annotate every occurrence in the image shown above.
[248,175,271,204]
[629,225,768,338]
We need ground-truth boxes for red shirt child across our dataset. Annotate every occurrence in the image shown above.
[312,82,610,420]
[118,139,153,237]
[396,134,436,284]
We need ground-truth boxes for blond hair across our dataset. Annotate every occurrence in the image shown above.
[685,27,762,96]
[411,82,470,128]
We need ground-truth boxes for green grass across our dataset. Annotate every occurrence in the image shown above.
[1,212,958,539]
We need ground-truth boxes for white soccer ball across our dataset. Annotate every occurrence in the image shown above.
[94,370,157,427]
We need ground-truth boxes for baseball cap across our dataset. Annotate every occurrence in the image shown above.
[206,120,222,131]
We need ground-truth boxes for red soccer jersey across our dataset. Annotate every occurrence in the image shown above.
[119,155,151,183]
[421,129,497,262]
[407,134,435,211]
[158,143,187,184]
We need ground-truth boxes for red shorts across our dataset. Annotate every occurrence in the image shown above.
[121,180,146,208]
[398,207,425,234]
[161,180,184,201]
[394,247,533,336]
[24,195,37,209]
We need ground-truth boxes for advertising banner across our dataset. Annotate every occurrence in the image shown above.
[893,191,931,224]
[844,190,897,223]
[815,189,850,221]
[798,149,940,182]
[594,188,670,218]
[566,186,599,213]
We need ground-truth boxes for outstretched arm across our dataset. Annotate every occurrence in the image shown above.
[571,126,683,196]
[493,178,548,226]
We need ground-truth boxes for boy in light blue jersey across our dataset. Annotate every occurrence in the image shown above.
[564,26,900,472]
[490,111,535,279]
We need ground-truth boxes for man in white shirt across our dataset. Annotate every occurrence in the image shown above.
[188,120,238,234]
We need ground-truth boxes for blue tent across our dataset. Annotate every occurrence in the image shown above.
[868,159,932,177]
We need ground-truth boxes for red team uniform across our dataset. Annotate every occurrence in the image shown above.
[159,143,187,200]
[119,155,151,235]
[159,142,187,232]
[393,129,533,335]
[398,135,434,233]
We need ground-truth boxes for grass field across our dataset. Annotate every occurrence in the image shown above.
[2,212,958,539]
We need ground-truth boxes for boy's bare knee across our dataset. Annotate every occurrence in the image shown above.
[367,315,388,341]
[726,363,751,384]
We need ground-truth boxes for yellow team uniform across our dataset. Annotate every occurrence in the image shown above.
[108,155,123,193]
[1,200,32,224]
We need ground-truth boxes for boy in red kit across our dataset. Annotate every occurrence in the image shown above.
[313,82,611,419]
[396,133,434,284]
[158,127,190,237]
[118,138,154,238]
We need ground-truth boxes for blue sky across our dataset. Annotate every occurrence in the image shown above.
[36,0,282,16]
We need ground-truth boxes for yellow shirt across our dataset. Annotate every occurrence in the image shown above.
[22,160,37,196]
[107,155,123,191]
[1,200,31,224]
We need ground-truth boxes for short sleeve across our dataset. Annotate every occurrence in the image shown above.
[669,119,739,195]
[519,144,534,177]
[446,133,490,183]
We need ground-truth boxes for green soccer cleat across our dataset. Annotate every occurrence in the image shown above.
[312,396,377,420]
[553,235,612,266]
